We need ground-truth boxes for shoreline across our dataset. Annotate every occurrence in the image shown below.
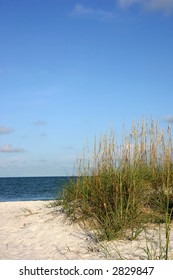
[0,200,173,260]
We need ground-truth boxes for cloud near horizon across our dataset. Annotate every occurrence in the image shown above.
[118,0,173,14]
[0,144,25,153]
[33,120,47,126]
[40,133,47,137]
[0,126,14,135]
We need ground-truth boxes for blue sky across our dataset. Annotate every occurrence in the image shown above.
[0,0,173,177]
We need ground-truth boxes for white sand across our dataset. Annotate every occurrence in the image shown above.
[0,201,173,260]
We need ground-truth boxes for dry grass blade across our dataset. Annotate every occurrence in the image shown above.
[58,118,173,259]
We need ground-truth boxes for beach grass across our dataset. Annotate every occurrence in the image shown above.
[58,119,173,258]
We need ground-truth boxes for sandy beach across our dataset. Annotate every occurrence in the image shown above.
[0,200,173,260]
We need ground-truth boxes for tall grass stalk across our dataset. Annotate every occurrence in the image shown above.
[60,119,173,249]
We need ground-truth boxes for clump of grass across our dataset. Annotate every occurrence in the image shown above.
[59,119,173,246]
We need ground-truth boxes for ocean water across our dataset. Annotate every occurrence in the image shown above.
[0,176,72,202]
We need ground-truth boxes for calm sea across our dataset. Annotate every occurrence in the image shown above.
[0,176,72,202]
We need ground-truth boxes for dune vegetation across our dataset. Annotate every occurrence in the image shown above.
[59,119,173,259]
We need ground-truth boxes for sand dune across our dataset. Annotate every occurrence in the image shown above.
[0,201,173,260]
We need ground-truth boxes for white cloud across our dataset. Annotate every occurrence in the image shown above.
[0,144,25,153]
[33,120,47,126]
[0,126,14,135]
[71,4,114,19]
[118,0,173,14]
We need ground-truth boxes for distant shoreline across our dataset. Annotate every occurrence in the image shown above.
[0,199,54,203]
